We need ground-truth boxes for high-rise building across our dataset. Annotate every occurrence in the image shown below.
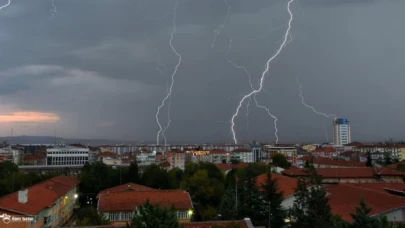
[333,118,351,145]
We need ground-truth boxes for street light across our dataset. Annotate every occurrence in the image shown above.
[74,194,78,199]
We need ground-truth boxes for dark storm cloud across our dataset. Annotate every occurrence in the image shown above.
[0,0,404,143]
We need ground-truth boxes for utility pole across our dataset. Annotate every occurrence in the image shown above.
[268,201,271,228]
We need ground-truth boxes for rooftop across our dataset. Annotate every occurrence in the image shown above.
[97,183,158,198]
[0,176,79,216]
[254,173,298,198]
[97,190,192,212]
[327,184,405,222]
[181,220,250,228]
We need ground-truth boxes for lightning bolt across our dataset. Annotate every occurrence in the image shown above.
[230,0,294,144]
[211,0,231,48]
[0,0,11,10]
[322,124,329,142]
[297,76,337,118]
[156,0,181,145]
[50,0,57,18]
[225,37,278,143]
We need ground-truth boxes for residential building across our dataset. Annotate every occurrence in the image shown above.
[97,152,122,166]
[167,150,188,170]
[282,167,405,183]
[354,145,404,161]
[136,152,156,166]
[230,149,254,163]
[46,144,89,166]
[23,154,47,165]
[333,118,351,146]
[97,187,193,226]
[327,184,405,222]
[311,146,337,159]
[0,176,79,228]
[263,145,297,166]
[254,173,298,209]
[97,183,159,197]
[307,157,366,168]
[187,150,228,164]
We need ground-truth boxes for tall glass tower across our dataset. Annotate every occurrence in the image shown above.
[333,118,351,145]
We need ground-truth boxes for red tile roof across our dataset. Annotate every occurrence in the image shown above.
[97,152,118,157]
[254,173,298,198]
[282,167,376,178]
[97,183,158,197]
[312,147,336,153]
[232,149,250,152]
[181,220,249,228]
[374,166,405,176]
[97,190,192,212]
[159,161,171,168]
[348,183,405,194]
[327,184,405,222]
[313,158,366,167]
[0,176,79,216]
[387,162,405,170]
[23,154,46,161]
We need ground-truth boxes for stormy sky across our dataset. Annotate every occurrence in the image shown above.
[0,0,404,144]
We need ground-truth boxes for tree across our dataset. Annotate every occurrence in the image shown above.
[141,164,170,189]
[237,175,266,226]
[384,153,393,166]
[289,167,332,228]
[271,154,291,169]
[128,200,178,228]
[0,161,18,179]
[168,168,184,189]
[125,162,141,184]
[331,215,349,228]
[350,197,381,228]
[366,151,373,167]
[218,186,238,220]
[261,170,285,228]
[75,206,110,226]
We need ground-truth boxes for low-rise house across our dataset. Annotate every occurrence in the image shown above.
[254,173,298,209]
[97,152,122,165]
[97,183,159,197]
[311,157,366,168]
[97,189,193,226]
[22,154,47,165]
[282,167,405,183]
[311,147,337,159]
[327,183,405,222]
[0,176,79,228]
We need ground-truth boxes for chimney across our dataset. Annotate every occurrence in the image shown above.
[18,189,28,204]
[243,218,254,228]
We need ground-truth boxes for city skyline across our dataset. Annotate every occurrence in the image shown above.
[0,0,404,143]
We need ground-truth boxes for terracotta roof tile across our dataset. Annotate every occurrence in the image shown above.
[97,190,192,212]
[282,167,376,178]
[312,147,336,153]
[254,173,298,198]
[348,183,405,194]
[0,176,79,216]
[387,162,405,170]
[313,158,366,167]
[97,183,158,197]
[181,220,248,228]
[97,152,118,157]
[374,167,405,176]
[327,184,405,222]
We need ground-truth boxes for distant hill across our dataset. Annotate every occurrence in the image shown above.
[0,136,141,146]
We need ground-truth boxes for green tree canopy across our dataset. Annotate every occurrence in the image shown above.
[141,164,170,189]
[168,167,184,189]
[218,186,238,220]
[261,170,286,228]
[128,199,179,228]
[271,154,291,169]
[75,206,110,226]
[350,197,381,228]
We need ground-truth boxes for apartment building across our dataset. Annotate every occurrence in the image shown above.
[263,145,298,166]
[354,145,405,161]
[311,146,337,159]
[0,176,79,228]
[230,149,254,163]
[46,144,89,166]
[136,152,156,166]
[167,150,188,170]
[97,152,122,165]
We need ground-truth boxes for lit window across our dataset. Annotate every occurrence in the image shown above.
[109,212,120,221]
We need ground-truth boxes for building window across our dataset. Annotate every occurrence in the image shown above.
[177,211,187,219]
[121,212,133,221]
[109,212,120,221]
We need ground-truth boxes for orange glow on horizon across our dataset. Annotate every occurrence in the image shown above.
[0,112,60,123]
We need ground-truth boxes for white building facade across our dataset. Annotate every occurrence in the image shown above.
[333,118,351,146]
[46,145,89,166]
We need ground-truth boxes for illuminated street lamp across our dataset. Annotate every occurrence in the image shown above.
[188,209,193,216]
[74,194,78,199]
